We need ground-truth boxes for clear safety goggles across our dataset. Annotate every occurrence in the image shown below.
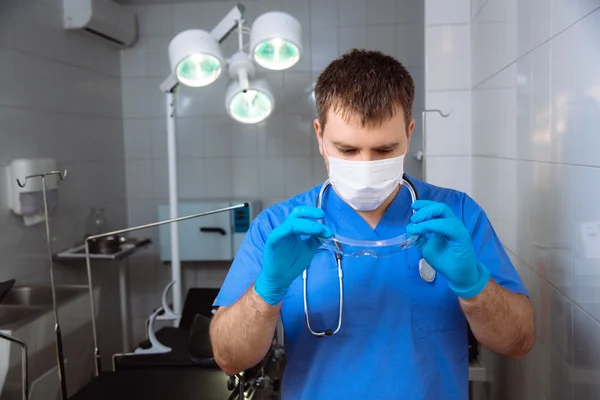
[316,175,419,258]
[318,233,417,258]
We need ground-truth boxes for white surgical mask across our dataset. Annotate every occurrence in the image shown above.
[324,144,406,211]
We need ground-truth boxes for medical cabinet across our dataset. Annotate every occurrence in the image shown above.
[157,200,261,262]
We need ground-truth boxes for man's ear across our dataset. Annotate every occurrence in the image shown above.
[407,119,415,141]
[406,119,415,153]
[314,119,324,156]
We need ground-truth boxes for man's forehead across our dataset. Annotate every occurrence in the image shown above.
[325,120,407,148]
[326,106,406,128]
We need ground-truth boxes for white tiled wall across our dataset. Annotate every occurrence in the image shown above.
[120,0,426,341]
[469,0,600,399]
[0,0,126,280]
[0,0,126,367]
[424,0,472,195]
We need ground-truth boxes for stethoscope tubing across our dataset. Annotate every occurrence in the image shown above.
[303,252,343,337]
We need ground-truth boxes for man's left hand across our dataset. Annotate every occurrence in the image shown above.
[406,200,490,299]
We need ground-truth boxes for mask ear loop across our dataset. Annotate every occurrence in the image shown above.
[321,137,331,159]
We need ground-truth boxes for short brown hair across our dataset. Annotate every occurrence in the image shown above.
[314,49,415,130]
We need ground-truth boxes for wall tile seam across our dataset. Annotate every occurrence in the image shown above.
[0,104,123,120]
[471,5,600,89]
[1,44,121,79]
[471,154,600,169]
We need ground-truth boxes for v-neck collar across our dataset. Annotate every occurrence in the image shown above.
[322,182,413,241]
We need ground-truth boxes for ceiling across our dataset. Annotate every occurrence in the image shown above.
[116,0,243,4]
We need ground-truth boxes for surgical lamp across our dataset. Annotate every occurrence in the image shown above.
[250,12,302,71]
[225,52,274,123]
[225,78,274,124]
[168,29,224,87]
[160,4,302,319]
[165,6,302,120]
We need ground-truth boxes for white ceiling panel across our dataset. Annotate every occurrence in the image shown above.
[116,0,253,4]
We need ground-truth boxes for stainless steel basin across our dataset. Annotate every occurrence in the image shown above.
[0,305,45,330]
[1,285,84,307]
[0,285,88,330]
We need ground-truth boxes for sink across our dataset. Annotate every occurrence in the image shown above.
[1,286,84,307]
[0,285,89,330]
[0,305,45,330]
[0,285,98,400]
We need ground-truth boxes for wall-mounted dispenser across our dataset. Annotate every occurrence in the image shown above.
[8,158,60,226]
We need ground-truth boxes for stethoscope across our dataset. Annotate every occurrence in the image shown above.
[302,174,437,337]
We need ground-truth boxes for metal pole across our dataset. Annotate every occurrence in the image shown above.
[166,90,183,324]
[84,202,249,377]
[118,260,131,352]
[16,170,68,400]
[41,176,68,400]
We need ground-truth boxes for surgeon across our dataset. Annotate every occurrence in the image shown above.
[209,49,535,399]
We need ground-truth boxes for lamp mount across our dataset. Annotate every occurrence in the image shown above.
[228,51,255,92]
[210,3,246,43]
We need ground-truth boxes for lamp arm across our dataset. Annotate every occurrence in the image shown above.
[160,74,179,93]
[210,3,246,43]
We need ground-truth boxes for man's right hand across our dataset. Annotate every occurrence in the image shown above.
[254,206,333,306]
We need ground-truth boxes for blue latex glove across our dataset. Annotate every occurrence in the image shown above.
[406,200,490,299]
[254,206,333,306]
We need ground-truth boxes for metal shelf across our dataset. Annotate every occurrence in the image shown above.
[53,238,152,262]
[52,237,152,352]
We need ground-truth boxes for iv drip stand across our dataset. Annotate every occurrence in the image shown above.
[83,202,249,377]
[16,170,68,400]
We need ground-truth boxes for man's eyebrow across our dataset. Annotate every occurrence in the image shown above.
[330,141,401,149]
[372,142,400,150]
[330,141,356,149]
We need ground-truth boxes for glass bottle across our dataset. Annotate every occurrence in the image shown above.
[84,208,110,239]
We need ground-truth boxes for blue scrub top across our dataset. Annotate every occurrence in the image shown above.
[214,176,528,400]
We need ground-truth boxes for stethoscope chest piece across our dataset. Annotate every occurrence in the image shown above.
[419,259,436,283]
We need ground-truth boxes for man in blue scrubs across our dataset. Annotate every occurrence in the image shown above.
[209,49,535,399]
